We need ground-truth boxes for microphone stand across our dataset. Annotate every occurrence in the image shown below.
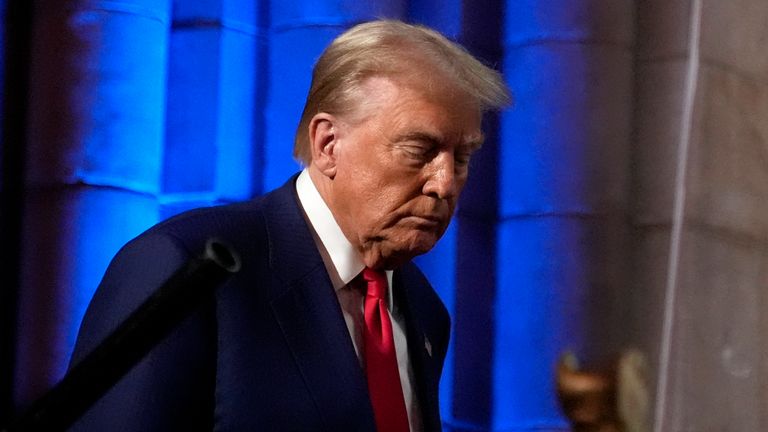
[5,238,240,432]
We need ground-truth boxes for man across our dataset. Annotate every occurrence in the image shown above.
[70,20,509,431]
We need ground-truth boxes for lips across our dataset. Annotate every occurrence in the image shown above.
[391,202,452,230]
[401,214,445,228]
[415,216,440,224]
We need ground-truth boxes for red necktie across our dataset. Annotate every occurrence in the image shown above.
[362,268,410,432]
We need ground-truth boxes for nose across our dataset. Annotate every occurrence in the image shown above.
[422,152,459,200]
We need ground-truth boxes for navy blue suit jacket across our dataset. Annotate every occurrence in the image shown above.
[69,176,451,431]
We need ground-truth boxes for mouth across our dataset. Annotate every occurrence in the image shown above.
[400,214,445,228]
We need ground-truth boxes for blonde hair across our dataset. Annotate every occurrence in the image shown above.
[293,20,511,165]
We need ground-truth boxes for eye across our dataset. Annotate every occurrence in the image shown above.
[455,148,473,168]
[399,142,436,163]
[403,144,429,158]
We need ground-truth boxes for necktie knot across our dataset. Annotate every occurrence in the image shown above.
[362,267,387,300]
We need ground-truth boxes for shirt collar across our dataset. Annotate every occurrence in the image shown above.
[296,169,365,290]
[295,170,395,310]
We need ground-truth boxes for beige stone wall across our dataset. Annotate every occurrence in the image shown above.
[632,0,768,429]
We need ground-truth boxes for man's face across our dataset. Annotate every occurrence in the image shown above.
[322,75,483,269]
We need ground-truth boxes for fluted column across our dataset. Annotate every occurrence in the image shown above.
[494,1,635,429]
[15,0,170,407]
[162,0,261,217]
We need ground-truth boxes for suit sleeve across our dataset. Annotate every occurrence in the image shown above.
[68,232,216,431]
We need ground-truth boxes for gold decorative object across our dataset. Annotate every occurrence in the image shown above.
[556,350,649,432]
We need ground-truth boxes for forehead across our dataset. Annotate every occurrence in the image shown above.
[351,75,482,142]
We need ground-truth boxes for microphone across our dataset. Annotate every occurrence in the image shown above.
[6,238,240,432]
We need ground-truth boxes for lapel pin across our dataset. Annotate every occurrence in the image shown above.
[424,336,432,357]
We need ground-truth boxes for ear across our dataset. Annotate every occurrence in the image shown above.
[308,113,341,178]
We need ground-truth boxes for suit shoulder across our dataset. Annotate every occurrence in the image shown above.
[71,196,272,363]
[148,198,269,251]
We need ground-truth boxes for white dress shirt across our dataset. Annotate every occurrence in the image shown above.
[295,169,422,431]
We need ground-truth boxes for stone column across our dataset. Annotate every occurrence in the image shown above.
[162,0,261,217]
[634,1,768,429]
[494,1,635,429]
[15,0,170,408]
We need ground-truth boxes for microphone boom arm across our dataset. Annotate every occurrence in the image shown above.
[7,238,240,432]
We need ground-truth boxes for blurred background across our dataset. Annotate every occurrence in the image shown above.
[1,0,766,430]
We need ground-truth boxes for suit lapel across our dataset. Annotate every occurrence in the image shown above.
[394,265,446,432]
[261,177,375,430]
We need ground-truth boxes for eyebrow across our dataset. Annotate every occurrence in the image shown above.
[394,131,441,147]
[395,131,486,150]
[466,133,485,151]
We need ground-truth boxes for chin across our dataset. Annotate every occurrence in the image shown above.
[372,229,443,267]
[402,232,441,257]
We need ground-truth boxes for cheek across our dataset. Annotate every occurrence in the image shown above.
[363,189,402,221]
[342,174,397,220]
[355,190,415,236]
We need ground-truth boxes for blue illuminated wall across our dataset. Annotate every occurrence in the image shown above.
[10,1,637,431]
